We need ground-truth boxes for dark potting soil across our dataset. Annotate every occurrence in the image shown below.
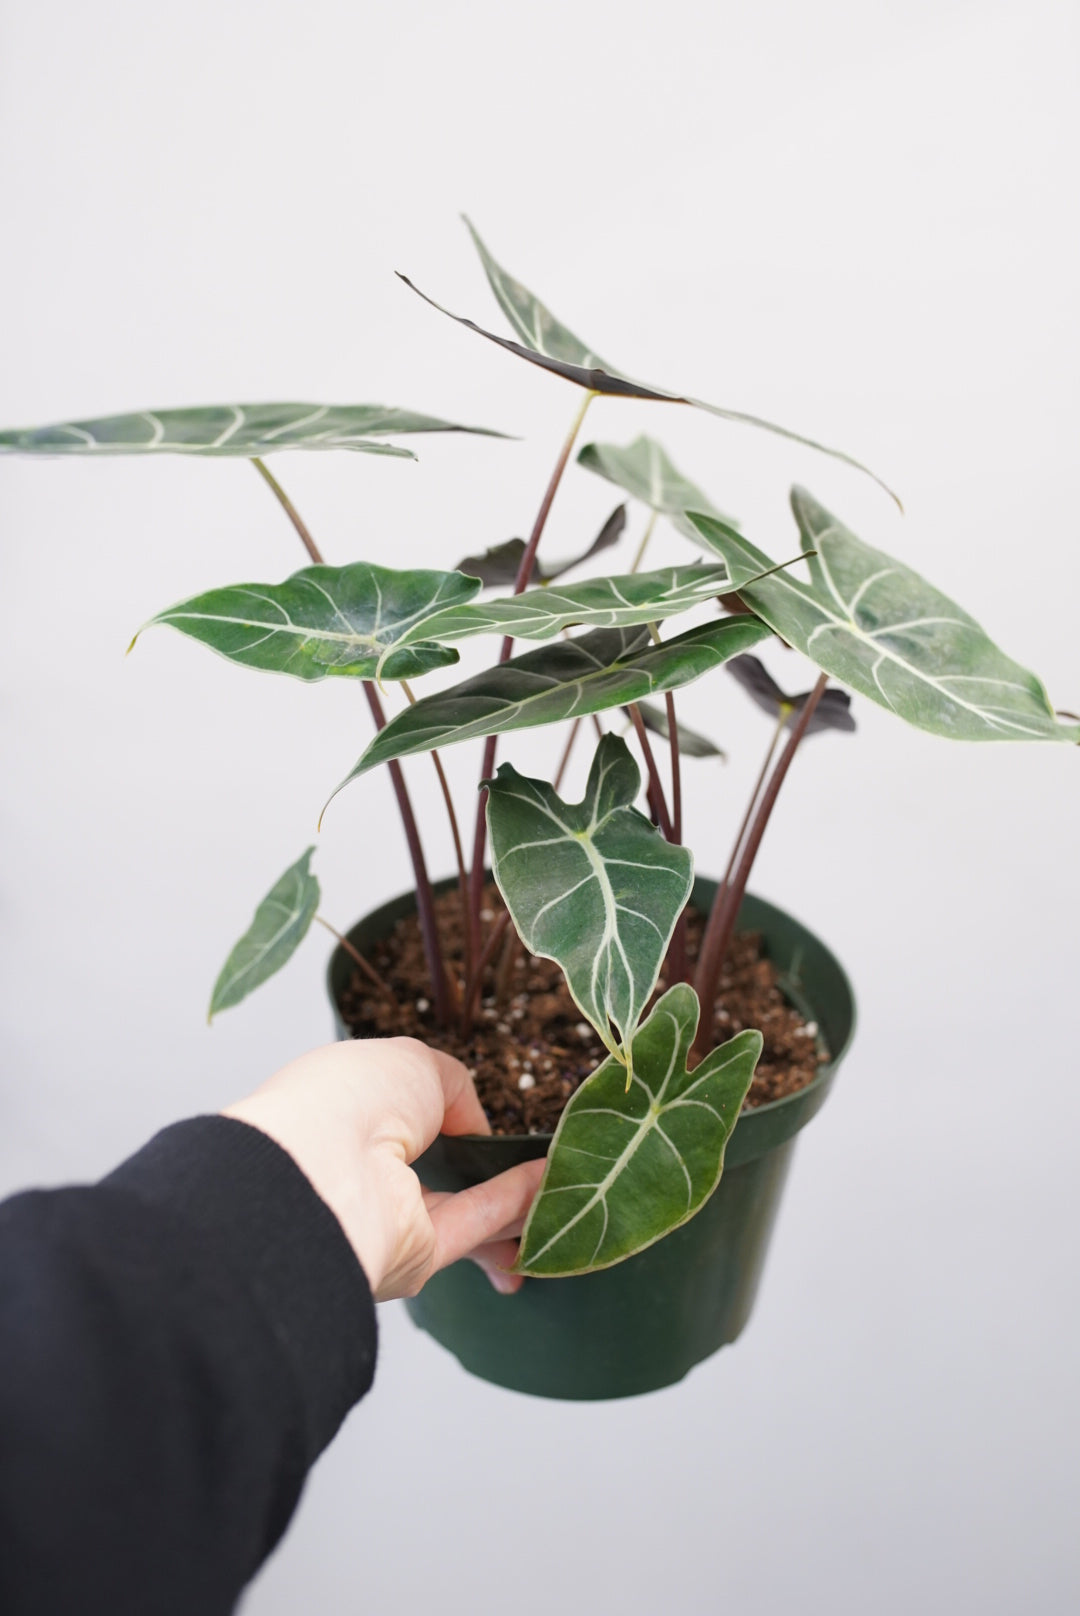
[338,885,827,1136]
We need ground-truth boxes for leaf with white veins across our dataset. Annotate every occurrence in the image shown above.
[209,849,320,1019]
[137,562,480,682]
[327,617,772,800]
[411,563,733,646]
[727,654,855,734]
[485,735,693,1069]
[395,221,899,505]
[577,435,735,537]
[688,493,1080,744]
[0,402,508,458]
[516,984,761,1276]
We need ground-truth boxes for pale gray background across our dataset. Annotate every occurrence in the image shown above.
[1,1,1078,1612]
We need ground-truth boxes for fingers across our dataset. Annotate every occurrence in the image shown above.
[426,1045,491,1139]
[426,1158,546,1276]
[469,1240,525,1295]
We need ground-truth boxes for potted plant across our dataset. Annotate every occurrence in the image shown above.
[3,223,1075,1401]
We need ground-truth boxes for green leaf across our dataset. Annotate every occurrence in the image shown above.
[0,402,507,458]
[395,221,900,507]
[329,616,773,798]
[688,494,1080,744]
[454,504,627,588]
[577,435,735,536]
[209,848,320,1019]
[412,563,734,646]
[727,654,855,735]
[632,699,726,759]
[516,984,761,1276]
[485,735,693,1066]
[137,562,480,682]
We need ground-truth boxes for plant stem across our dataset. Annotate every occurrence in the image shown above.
[460,908,512,1034]
[719,709,788,897]
[403,682,473,984]
[467,390,597,954]
[314,915,394,1001]
[553,717,582,792]
[692,674,828,1059]
[629,509,658,574]
[251,457,454,1026]
[251,457,322,564]
[628,702,674,842]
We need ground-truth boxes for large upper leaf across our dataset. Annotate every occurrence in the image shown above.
[727,653,855,735]
[411,563,734,647]
[136,562,479,682]
[330,616,773,795]
[395,220,899,505]
[515,984,761,1276]
[209,848,320,1020]
[577,435,734,536]
[688,495,1080,744]
[0,402,506,458]
[455,504,626,586]
[485,735,693,1067]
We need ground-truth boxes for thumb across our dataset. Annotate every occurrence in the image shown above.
[425,1158,545,1275]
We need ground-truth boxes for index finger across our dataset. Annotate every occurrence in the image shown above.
[426,1045,491,1139]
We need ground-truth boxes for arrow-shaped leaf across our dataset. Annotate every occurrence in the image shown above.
[727,654,855,735]
[631,699,726,758]
[577,435,735,537]
[396,220,899,506]
[516,984,761,1276]
[0,402,507,459]
[136,562,480,682]
[209,848,320,1020]
[455,504,627,587]
[329,616,773,799]
[411,563,733,647]
[485,735,693,1067]
[688,494,1080,744]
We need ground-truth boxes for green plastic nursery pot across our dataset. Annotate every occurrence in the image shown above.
[328,876,855,1401]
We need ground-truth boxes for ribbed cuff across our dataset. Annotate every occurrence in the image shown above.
[105,1116,377,1459]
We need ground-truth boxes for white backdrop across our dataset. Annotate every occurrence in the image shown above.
[2,2,1078,1612]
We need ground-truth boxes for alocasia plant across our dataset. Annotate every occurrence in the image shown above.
[4,221,1076,1276]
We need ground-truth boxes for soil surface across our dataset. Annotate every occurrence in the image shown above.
[338,885,827,1136]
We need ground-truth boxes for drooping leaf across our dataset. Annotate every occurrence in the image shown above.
[631,699,726,758]
[0,402,508,459]
[412,563,733,646]
[687,494,1080,744]
[515,984,761,1276]
[727,654,855,735]
[485,735,693,1067]
[136,562,479,682]
[328,617,773,801]
[577,435,735,536]
[395,221,900,506]
[209,849,320,1019]
[454,504,626,587]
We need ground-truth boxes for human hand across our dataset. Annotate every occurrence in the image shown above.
[223,1038,543,1302]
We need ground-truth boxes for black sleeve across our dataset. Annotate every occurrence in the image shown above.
[0,1116,377,1616]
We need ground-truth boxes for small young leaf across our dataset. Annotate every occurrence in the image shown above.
[0,402,508,458]
[329,616,773,796]
[631,699,727,758]
[454,506,626,588]
[485,735,693,1064]
[516,984,761,1276]
[577,436,735,534]
[688,495,1080,744]
[727,654,855,735]
[396,222,900,505]
[138,562,480,682]
[209,849,320,1019]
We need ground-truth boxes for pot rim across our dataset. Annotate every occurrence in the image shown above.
[327,875,856,1145]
